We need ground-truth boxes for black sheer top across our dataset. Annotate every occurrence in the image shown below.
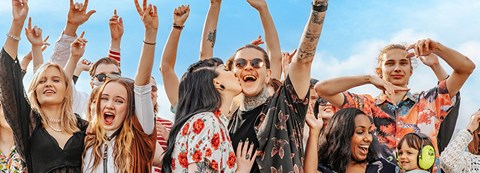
[0,48,88,173]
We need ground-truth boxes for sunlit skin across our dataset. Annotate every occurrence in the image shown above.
[380,49,413,88]
[35,67,67,106]
[233,48,271,97]
[99,82,128,131]
[397,142,421,171]
[350,114,373,162]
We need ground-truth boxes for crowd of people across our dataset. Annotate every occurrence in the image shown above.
[0,0,478,172]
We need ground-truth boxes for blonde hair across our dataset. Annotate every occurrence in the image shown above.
[375,44,415,78]
[83,78,135,173]
[27,63,79,134]
[86,87,101,122]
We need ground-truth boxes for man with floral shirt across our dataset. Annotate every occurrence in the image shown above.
[315,39,475,172]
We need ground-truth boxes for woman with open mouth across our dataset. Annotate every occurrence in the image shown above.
[304,108,396,173]
[82,0,158,172]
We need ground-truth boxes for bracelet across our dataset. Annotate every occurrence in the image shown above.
[173,23,184,30]
[312,2,328,12]
[143,40,156,45]
[6,33,21,41]
[467,129,474,135]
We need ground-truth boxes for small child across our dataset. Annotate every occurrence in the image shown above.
[397,133,436,173]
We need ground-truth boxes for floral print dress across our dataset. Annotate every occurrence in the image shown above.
[170,112,237,172]
[0,145,24,173]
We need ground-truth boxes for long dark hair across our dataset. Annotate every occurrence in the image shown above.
[162,58,224,172]
[317,108,378,173]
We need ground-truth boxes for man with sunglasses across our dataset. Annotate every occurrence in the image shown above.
[315,39,475,172]
[227,0,329,171]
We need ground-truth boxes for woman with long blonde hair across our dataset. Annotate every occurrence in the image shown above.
[0,0,90,172]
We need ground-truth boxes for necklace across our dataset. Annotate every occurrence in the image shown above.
[47,117,61,123]
[46,123,63,132]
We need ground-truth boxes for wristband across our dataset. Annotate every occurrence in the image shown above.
[143,40,156,45]
[6,33,21,41]
[173,23,184,30]
[467,129,474,135]
[312,2,328,12]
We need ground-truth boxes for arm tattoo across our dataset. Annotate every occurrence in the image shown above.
[305,30,320,43]
[312,11,325,25]
[207,29,217,48]
[298,48,315,60]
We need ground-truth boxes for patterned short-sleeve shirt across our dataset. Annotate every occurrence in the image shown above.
[170,112,237,172]
[342,80,456,158]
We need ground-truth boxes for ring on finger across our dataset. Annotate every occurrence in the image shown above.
[245,153,250,160]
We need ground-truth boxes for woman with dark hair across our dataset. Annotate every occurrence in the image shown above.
[304,108,396,173]
[162,58,256,172]
[440,110,480,173]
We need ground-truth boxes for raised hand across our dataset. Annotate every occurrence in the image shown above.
[173,5,190,27]
[369,75,409,104]
[246,0,267,11]
[236,140,258,173]
[77,59,91,72]
[250,35,264,46]
[70,32,87,59]
[67,0,96,27]
[281,49,296,79]
[134,0,158,30]
[12,0,29,23]
[407,38,440,57]
[41,36,51,51]
[467,110,480,133]
[25,17,43,46]
[109,9,124,41]
[305,111,323,133]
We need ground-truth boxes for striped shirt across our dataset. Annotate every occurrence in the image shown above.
[153,117,173,173]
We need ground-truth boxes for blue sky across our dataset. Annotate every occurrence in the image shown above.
[1,0,479,128]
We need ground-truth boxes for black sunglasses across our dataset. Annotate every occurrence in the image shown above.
[318,98,328,106]
[94,73,121,83]
[234,58,264,69]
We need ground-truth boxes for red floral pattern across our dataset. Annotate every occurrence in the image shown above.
[170,112,236,172]
[192,118,205,134]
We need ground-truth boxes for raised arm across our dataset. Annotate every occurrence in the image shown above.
[0,0,31,163]
[199,0,221,60]
[303,113,323,173]
[288,0,328,99]
[407,38,475,97]
[108,9,123,63]
[73,59,91,83]
[20,36,49,73]
[133,0,158,134]
[247,0,282,80]
[50,0,95,67]
[24,17,45,73]
[315,75,408,107]
[4,0,28,59]
[64,32,87,80]
[160,5,190,107]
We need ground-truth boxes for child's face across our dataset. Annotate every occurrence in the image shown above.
[398,142,420,171]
